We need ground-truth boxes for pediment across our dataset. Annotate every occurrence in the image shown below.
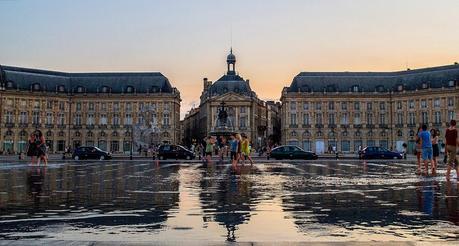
[214,92,251,102]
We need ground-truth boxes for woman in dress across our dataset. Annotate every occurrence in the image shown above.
[27,133,38,165]
[430,128,439,175]
[35,130,48,165]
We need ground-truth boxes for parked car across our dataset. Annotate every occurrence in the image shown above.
[269,145,318,160]
[72,146,112,160]
[359,146,402,159]
[158,145,195,160]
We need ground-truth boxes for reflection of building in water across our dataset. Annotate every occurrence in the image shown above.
[0,163,180,231]
[199,165,257,241]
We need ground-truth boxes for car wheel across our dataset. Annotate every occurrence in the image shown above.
[100,155,105,160]
[186,155,191,160]
[74,155,80,160]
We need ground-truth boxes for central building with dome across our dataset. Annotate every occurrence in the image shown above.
[182,49,281,148]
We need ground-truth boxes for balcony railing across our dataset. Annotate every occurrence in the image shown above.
[432,122,442,127]
[99,124,107,129]
[328,124,337,129]
[57,124,66,129]
[315,124,323,128]
[379,124,388,128]
[73,125,82,129]
[19,123,29,128]
[407,123,417,127]
[353,124,362,128]
[302,124,311,128]
[340,124,349,128]
[366,124,374,128]
[289,124,298,128]
[45,124,54,129]
[112,124,120,129]
[86,124,95,129]
[395,124,404,128]
[4,123,15,128]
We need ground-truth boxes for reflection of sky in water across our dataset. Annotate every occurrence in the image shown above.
[0,161,457,242]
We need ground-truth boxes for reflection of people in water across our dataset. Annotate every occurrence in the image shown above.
[445,180,459,224]
[416,180,439,216]
[27,167,46,210]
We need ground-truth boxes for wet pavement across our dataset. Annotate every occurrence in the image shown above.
[0,160,457,243]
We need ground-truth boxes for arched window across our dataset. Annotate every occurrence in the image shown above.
[355,130,361,137]
[46,131,53,137]
[342,131,348,137]
[58,85,66,92]
[101,86,110,93]
[75,131,81,137]
[397,84,403,91]
[317,131,323,137]
[32,83,41,91]
[76,86,85,93]
[100,131,106,137]
[151,86,159,93]
[290,131,297,137]
[6,81,15,89]
[328,131,335,138]
[302,131,311,138]
[126,86,134,93]
[58,131,65,137]
[409,129,415,137]
[352,85,359,92]
[87,131,93,137]
[19,130,27,137]
[368,131,373,137]
[6,130,13,136]
[397,130,403,137]
[421,82,428,89]
[162,132,170,138]
[112,131,118,137]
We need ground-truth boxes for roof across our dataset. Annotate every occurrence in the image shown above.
[207,74,254,97]
[288,63,459,93]
[0,65,175,94]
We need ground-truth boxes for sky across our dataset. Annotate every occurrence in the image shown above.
[1,0,459,119]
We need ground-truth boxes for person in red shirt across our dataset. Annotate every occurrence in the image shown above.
[445,119,458,180]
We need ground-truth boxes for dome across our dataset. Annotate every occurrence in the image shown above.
[226,49,236,63]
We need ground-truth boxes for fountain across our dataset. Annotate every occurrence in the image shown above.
[210,102,235,137]
[132,105,162,151]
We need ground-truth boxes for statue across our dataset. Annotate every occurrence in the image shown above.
[218,102,228,126]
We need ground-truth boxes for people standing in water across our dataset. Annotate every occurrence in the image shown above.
[240,133,254,165]
[205,136,214,163]
[229,134,239,166]
[415,127,423,174]
[445,119,458,180]
[431,128,439,175]
[27,133,39,165]
[418,124,432,176]
[35,130,48,166]
[235,133,243,164]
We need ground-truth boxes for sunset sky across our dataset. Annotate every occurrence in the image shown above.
[1,0,458,118]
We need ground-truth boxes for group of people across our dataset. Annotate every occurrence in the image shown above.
[26,130,48,165]
[415,119,458,179]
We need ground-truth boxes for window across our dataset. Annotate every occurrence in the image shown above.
[379,102,385,110]
[409,100,415,109]
[88,103,95,111]
[315,102,321,110]
[354,113,361,124]
[422,112,428,124]
[290,113,297,125]
[448,111,455,120]
[138,114,144,124]
[379,113,386,125]
[303,102,309,110]
[240,116,247,128]
[59,102,65,110]
[32,83,41,91]
[113,102,120,111]
[315,113,322,125]
[58,140,66,152]
[397,101,402,110]
[100,114,108,125]
[74,114,82,125]
[20,112,28,124]
[111,141,119,153]
[367,102,372,111]
[76,102,82,111]
[58,113,65,126]
[33,100,40,109]
[58,85,65,92]
[354,102,360,111]
[126,102,132,112]
[409,112,416,125]
[397,85,403,91]
[163,113,170,126]
[447,98,454,107]
[434,112,441,124]
[101,103,107,111]
[422,82,428,89]
[163,102,169,111]
[240,106,246,113]
[101,86,110,93]
[448,80,455,87]
[341,102,347,110]
[46,113,53,125]
[46,101,53,109]
[87,113,95,125]
[340,113,348,125]
[396,112,403,125]
[434,98,440,108]
[352,85,359,92]
[420,100,427,108]
[328,113,335,125]
[366,113,373,125]
[303,113,310,125]
[76,86,84,93]
[5,111,14,123]
[125,114,132,125]
[328,102,334,110]
[290,102,297,111]
[113,114,120,125]
[126,86,134,93]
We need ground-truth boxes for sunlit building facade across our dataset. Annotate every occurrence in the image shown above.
[0,65,181,154]
[281,64,459,154]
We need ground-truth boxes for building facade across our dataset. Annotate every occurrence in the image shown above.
[182,49,280,148]
[0,65,181,154]
[281,64,459,154]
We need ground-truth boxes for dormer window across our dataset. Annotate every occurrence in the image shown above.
[58,85,65,92]
[76,86,85,93]
[352,85,359,92]
[376,85,385,92]
[421,82,428,89]
[326,85,337,92]
[126,86,134,93]
[101,86,110,93]
[151,86,159,93]
[6,81,14,89]
[448,80,455,87]
[397,85,403,91]
[32,83,41,91]
[301,85,311,92]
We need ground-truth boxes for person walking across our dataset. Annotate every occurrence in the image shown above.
[35,130,48,166]
[205,136,214,163]
[431,129,439,175]
[418,124,432,176]
[445,119,458,180]
[229,134,239,166]
[241,133,254,165]
[415,127,423,174]
[26,133,39,165]
[235,133,243,164]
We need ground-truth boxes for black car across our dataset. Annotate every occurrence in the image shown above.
[359,146,402,159]
[72,146,112,160]
[158,145,195,160]
[269,145,318,160]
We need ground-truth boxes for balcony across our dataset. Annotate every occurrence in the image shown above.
[328,124,337,129]
[73,125,82,129]
[112,124,120,129]
[379,124,388,128]
[395,124,404,128]
[302,124,311,128]
[353,124,362,129]
[45,124,54,129]
[57,124,66,129]
[433,122,442,127]
[407,123,417,127]
[289,124,298,128]
[32,123,41,128]
[366,124,374,128]
[162,125,171,129]
[19,123,29,128]
[340,124,349,128]
[99,124,107,129]
[4,123,15,128]
[315,124,323,128]
[86,124,95,129]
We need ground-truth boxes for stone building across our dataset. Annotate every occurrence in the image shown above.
[281,64,459,154]
[0,65,181,154]
[182,49,280,148]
